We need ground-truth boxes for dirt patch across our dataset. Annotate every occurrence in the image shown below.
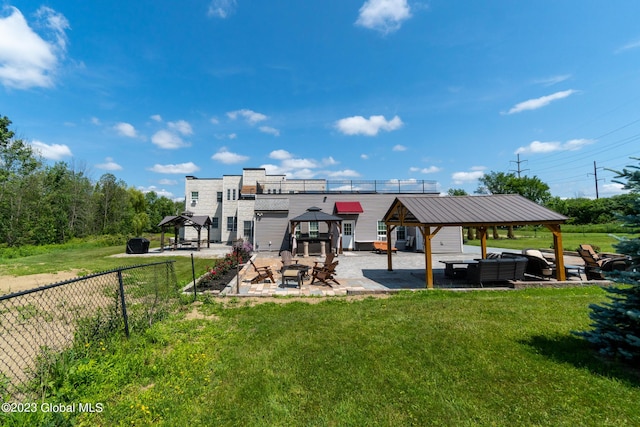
[184,302,220,321]
[0,270,82,295]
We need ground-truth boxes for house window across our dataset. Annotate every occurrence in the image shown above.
[294,225,300,239]
[226,216,237,231]
[211,217,219,229]
[377,221,387,241]
[243,221,252,240]
[343,222,353,236]
[227,189,231,201]
[190,191,199,204]
[232,189,236,200]
[396,226,406,240]
[217,192,223,202]
[309,221,319,238]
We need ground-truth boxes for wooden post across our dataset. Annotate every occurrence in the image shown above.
[424,226,433,289]
[545,224,566,281]
[478,226,488,259]
[386,225,393,271]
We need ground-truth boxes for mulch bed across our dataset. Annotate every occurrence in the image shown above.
[196,269,238,292]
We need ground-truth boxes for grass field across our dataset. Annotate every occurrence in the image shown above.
[465,227,635,253]
[6,289,639,426]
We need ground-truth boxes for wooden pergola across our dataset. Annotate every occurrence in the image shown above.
[382,194,569,288]
[158,214,212,252]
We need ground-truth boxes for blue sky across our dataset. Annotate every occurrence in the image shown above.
[1,1,639,200]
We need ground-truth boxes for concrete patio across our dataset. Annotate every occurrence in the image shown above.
[226,247,601,297]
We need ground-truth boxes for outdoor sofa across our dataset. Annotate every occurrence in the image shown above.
[466,256,528,286]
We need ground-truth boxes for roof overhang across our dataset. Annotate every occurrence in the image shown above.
[335,201,364,214]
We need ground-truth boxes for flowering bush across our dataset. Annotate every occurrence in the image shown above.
[201,243,252,283]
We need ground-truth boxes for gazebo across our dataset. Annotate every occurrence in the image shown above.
[382,194,569,288]
[289,207,343,256]
[158,213,212,251]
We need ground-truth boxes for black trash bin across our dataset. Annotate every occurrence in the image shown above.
[126,237,150,254]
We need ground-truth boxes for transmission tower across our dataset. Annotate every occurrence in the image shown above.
[510,154,529,178]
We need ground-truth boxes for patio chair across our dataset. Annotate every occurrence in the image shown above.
[248,259,275,284]
[280,250,299,272]
[578,244,628,280]
[312,252,335,269]
[521,249,555,279]
[310,260,340,286]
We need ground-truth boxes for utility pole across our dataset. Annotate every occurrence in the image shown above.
[588,161,604,199]
[510,154,529,178]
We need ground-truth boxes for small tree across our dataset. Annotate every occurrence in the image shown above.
[576,158,640,363]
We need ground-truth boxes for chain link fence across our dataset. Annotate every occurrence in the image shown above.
[0,261,177,399]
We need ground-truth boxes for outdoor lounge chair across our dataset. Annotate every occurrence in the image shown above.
[312,253,335,270]
[279,250,299,272]
[521,249,555,279]
[310,260,340,286]
[248,259,275,284]
[578,244,628,280]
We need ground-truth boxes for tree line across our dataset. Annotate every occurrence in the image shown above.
[0,116,183,247]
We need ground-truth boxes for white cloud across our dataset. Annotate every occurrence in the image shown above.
[269,149,292,160]
[151,130,189,149]
[504,90,577,114]
[616,39,640,53]
[138,185,174,198]
[227,109,267,125]
[327,169,360,178]
[211,147,248,164]
[282,158,318,170]
[168,119,193,135]
[90,117,101,125]
[208,0,237,18]
[148,162,200,174]
[335,114,403,136]
[361,154,369,159]
[0,6,69,89]
[410,166,441,174]
[452,169,485,184]
[30,140,72,160]
[150,114,162,122]
[515,138,595,154]
[114,122,138,138]
[158,178,177,186]
[322,156,338,166]
[356,0,411,34]
[259,126,280,136]
[96,157,122,171]
[210,117,219,124]
[534,74,571,86]
[392,144,407,151]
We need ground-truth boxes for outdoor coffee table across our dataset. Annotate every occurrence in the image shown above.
[281,265,310,288]
[440,260,478,278]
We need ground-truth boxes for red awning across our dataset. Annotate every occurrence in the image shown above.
[335,201,364,214]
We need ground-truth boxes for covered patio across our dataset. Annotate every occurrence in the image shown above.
[158,213,212,251]
[382,194,569,288]
[289,206,343,256]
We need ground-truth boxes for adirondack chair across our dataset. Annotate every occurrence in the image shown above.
[248,259,275,284]
[310,260,340,286]
[312,252,335,270]
[279,250,299,272]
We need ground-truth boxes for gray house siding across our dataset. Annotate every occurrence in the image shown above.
[255,193,462,253]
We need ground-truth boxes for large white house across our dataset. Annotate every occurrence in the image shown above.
[183,168,463,253]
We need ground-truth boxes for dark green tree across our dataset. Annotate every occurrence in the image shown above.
[447,188,468,196]
[576,158,640,363]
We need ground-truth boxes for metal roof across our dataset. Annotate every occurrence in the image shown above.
[157,214,212,228]
[254,198,289,212]
[290,206,343,223]
[384,194,567,226]
[334,201,364,214]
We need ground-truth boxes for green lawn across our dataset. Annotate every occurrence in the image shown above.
[7,289,640,426]
[466,228,635,253]
[0,237,219,288]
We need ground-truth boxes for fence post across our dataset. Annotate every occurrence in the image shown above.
[117,270,130,338]
[191,253,197,301]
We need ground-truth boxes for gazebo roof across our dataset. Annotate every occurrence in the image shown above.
[158,214,212,228]
[384,194,567,227]
[289,206,343,223]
